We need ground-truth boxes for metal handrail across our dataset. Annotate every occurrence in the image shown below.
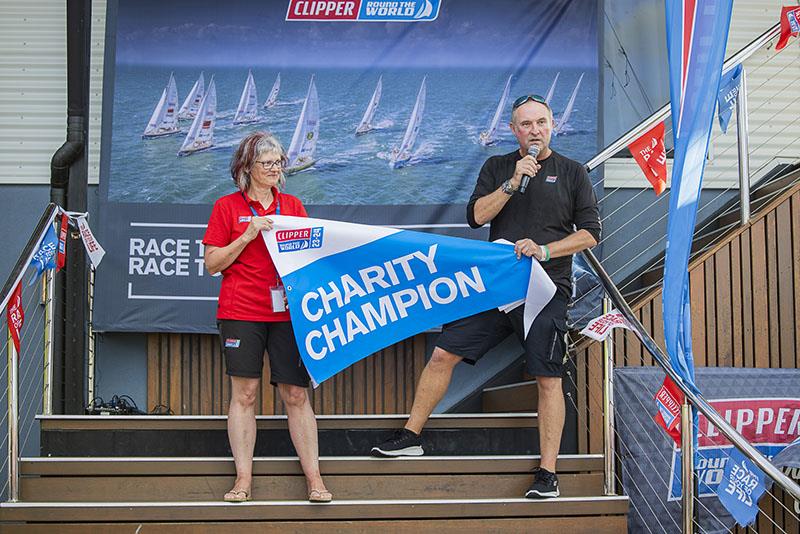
[582,248,800,502]
[584,22,781,173]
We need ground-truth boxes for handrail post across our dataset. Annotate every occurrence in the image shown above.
[602,295,617,495]
[736,67,750,225]
[43,270,55,415]
[7,329,19,502]
[681,400,695,533]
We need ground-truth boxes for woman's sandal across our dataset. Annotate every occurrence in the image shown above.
[223,488,251,502]
[308,489,333,503]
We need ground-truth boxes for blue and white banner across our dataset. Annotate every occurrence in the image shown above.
[717,64,742,134]
[663,0,734,394]
[717,447,767,527]
[263,215,555,385]
[28,224,58,286]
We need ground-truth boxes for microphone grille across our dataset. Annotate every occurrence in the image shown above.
[528,144,540,158]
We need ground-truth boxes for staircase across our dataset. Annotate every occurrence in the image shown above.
[0,415,628,531]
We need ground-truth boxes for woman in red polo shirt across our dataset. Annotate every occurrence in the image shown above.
[203,131,331,503]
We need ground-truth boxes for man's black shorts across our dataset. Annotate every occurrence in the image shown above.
[435,295,569,378]
[217,319,310,387]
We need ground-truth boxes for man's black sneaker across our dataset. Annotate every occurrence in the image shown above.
[525,467,560,499]
[370,428,424,457]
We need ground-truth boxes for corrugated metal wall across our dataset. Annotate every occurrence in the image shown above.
[0,0,105,185]
[604,0,800,188]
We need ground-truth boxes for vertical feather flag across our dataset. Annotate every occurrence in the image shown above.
[663,0,733,394]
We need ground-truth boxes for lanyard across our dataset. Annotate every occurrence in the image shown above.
[242,191,280,216]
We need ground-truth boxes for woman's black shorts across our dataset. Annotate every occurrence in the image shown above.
[217,319,310,387]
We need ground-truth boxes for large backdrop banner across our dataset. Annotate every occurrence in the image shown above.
[615,367,800,533]
[95,0,600,332]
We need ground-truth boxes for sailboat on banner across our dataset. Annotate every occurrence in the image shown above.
[177,76,217,156]
[554,73,583,136]
[285,75,319,175]
[263,73,280,108]
[545,72,559,105]
[233,70,259,125]
[142,73,180,138]
[390,76,426,169]
[355,76,382,135]
[479,74,512,146]
[178,72,205,120]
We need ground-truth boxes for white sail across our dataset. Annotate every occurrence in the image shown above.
[414,0,433,18]
[263,73,280,108]
[555,73,583,136]
[390,76,426,169]
[178,72,205,120]
[177,76,217,156]
[479,74,512,146]
[355,75,382,135]
[286,75,320,174]
[142,73,180,138]
[545,72,560,105]
[233,70,259,124]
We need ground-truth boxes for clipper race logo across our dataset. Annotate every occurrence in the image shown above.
[667,398,800,500]
[286,0,440,21]
[276,228,324,253]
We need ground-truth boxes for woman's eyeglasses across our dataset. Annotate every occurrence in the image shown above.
[254,159,285,171]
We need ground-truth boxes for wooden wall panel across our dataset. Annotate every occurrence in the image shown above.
[147,333,427,416]
[574,180,800,455]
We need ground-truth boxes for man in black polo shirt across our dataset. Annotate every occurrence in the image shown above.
[372,94,601,499]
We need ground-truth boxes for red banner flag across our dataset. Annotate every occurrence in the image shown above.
[654,375,684,446]
[56,212,68,272]
[7,282,24,354]
[628,121,668,195]
[776,6,800,51]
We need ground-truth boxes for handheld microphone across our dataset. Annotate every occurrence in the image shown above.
[518,144,540,194]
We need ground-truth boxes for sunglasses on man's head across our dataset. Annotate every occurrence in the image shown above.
[512,94,548,110]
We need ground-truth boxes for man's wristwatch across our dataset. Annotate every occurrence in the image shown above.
[501,179,515,195]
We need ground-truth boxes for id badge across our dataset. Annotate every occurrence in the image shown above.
[270,285,286,313]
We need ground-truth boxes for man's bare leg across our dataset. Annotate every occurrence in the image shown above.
[405,348,463,434]
[536,375,565,473]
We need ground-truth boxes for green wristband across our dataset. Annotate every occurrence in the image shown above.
[542,245,550,262]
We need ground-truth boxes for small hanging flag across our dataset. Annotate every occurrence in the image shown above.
[776,6,800,51]
[717,65,742,134]
[654,375,684,446]
[627,121,667,195]
[717,447,766,527]
[56,212,68,272]
[28,224,58,286]
[579,310,632,341]
[6,282,24,354]
[75,215,106,269]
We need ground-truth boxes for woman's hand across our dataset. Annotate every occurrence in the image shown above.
[242,216,274,243]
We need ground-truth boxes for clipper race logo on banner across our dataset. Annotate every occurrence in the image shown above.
[262,215,555,385]
[667,397,800,500]
[286,0,441,21]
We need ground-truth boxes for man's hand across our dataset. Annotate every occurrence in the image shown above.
[242,216,274,243]
[510,155,541,189]
[514,238,544,260]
